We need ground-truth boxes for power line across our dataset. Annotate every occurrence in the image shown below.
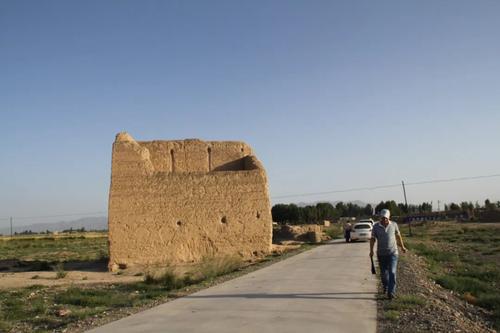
[1,173,499,219]
[271,173,500,200]
[0,211,107,221]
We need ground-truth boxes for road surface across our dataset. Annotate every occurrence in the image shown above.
[88,240,377,333]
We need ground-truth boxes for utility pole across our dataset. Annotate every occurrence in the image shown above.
[402,181,412,236]
[10,216,13,238]
[438,200,441,212]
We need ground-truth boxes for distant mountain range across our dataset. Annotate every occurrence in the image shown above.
[0,216,107,235]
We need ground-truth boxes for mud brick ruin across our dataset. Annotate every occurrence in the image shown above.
[108,132,272,270]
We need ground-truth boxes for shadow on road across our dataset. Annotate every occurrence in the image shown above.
[186,291,377,301]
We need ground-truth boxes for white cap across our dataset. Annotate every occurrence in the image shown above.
[380,209,390,219]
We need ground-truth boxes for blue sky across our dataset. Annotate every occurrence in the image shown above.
[1,1,500,226]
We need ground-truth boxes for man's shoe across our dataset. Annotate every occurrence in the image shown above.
[388,293,396,300]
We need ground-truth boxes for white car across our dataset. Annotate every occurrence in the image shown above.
[358,218,374,225]
[350,222,373,242]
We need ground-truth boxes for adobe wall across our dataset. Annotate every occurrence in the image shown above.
[108,132,272,270]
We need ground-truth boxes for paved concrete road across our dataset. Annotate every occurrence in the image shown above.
[88,240,377,333]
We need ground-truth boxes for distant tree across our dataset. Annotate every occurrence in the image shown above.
[374,200,402,216]
[335,202,347,216]
[301,205,318,223]
[449,203,460,211]
[363,204,373,216]
[419,202,432,213]
[484,199,496,211]
[375,201,387,214]
[397,203,407,214]
[316,202,335,221]
[272,204,300,224]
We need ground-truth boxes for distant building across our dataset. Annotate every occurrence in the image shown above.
[403,210,470,223]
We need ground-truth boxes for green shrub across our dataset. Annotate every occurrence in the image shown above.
[385,310,400,321]
[411,243,458,262]
[386,294,426,311]
[196,256,242,280]
[477,294,500,311]
[436,275,490,295]
[54,287,132,308]
[144,268,185,290]
[324,226,343,239]
[53,262,67,279]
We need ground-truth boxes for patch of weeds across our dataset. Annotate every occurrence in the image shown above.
[436,275,491,295]
[410,243,458,263]
[196,255,242,280]
[31,274,40,279]
[384,310,400,321]
[477,294,500,311]
[455,267,500,283]
[324,226,343,239]
[53,262,67,279]
[476,294,500,330]
[0,320,11,332]
[54,287,132,308]
[30,315,66,330]
[386,294,426,311]
[144,268,185,290]
[68,306,105,320]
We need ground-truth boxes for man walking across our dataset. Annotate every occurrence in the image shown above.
[370,209,407,299]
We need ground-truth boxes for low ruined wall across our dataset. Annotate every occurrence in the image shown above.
[273,224,324,244]
[108,133,272,270]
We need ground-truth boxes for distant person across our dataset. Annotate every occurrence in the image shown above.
[344,222,352,243]
[370,209,407,299]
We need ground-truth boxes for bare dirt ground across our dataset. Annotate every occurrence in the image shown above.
[0,271,142,289]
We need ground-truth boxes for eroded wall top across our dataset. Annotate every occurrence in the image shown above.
[113,132,261,175]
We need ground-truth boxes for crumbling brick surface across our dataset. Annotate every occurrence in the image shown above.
[108,132,272,270]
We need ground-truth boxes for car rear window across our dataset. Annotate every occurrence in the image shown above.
[355,224,371,230]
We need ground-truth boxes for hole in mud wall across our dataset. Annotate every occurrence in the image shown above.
[176,220,182,227]
[256,211,261,219]
[220,216,227,224]
[240,147,244,153]
[207,147,212,171]
[170,149,175,172]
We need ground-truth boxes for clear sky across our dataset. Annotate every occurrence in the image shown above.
[1,0,500,227]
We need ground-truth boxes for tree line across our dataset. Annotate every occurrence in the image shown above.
[272,199,500,224]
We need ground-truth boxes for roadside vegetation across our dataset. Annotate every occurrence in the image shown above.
[324,224,343,239]
[382,293,426,321]
[0,233,108,263]
[400,221,500,330]
[0,234,316,333]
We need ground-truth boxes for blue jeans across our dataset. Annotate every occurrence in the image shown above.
[377,254,398,295]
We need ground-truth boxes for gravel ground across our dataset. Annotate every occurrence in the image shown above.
[377,252,496,333]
